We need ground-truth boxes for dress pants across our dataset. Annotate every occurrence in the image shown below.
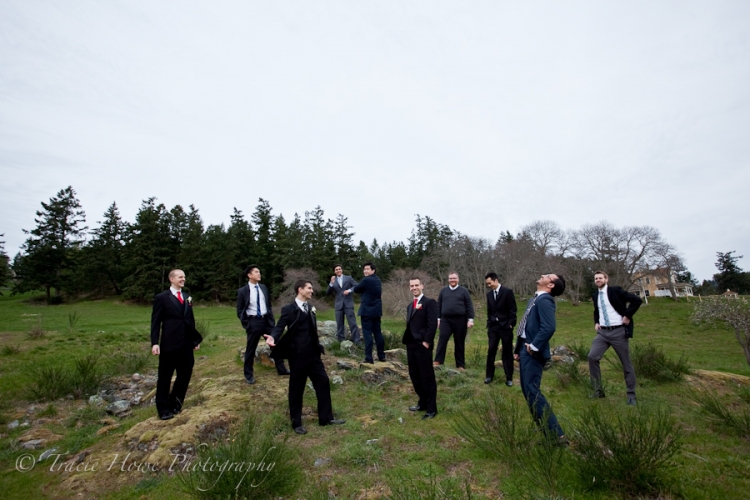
[360,316,385,362]
[155,345,194,415]
[434,315,467,367]
[407,342,437,414]
[588,325,637,398]
[487,326,514,381]
[519,349,563,437]
[287,354,334,428]
[244,316,287,379]
[335,307,361,343]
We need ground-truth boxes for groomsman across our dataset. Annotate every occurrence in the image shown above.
[516,273,567,443]
[327,264,361,343]
[351,262,385,364]
[151,269,202,420]
[484,272,517,386]
[433,272,475,370]
[264,280,346,434]
[402,277,439,419]
[236,265,289,384]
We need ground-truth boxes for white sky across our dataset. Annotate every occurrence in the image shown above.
[1,1,748,281]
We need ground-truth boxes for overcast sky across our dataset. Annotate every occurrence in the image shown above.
[1,1,748,281]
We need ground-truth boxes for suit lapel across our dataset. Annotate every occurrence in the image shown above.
[182,292,190,316]
[169,292,182,314]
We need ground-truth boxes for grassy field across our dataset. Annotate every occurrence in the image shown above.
[0,291,749,499]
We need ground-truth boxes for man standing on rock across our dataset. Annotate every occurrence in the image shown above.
[326,264,361,343]
[264,279,346,435]
[236,265,289,384]
[350,262,385,364]
[484,272,517,386]
[433,272,475,370]
[588,270,642,406]
[151,269,202,420]
[403,277,439,420]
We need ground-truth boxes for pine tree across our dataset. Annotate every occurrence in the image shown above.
[81,202,128,295]
[0,235,11,293]
[227,208,255,289]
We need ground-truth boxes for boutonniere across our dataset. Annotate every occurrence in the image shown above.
[187,296,193,305]
[311,306,316,314]
[415,303,422,310]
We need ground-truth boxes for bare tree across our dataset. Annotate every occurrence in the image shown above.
[276,268,330,311]
[382,269,442,320]
[693,297,750,365]
[519,220,565,256]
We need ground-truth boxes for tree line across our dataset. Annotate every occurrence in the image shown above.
[1,186,743,304]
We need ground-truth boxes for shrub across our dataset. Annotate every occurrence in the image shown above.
[630,342,690,382]
[26,355,105,401]
[567,340,590,360]
[178,414,302,499]
[27,317,45,339]
[690,383,750,437]
[1,344,21,355]
[554,359,588,390]
[571,404,683,493]
[110,348,152,375]
[194,318,211,339]
[386,465,473,500]
[382,330,402,351]
[38,403,58,418]
[68,311,80,332]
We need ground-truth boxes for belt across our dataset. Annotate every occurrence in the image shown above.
[249,314,267,319]
[599,325,623,330]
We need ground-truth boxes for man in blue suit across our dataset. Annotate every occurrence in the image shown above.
[515,273,567,443]
[327,264,361,343]
[351,262,385,364]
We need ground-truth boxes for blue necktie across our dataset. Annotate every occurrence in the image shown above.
[517,295,538,338]
[255,285,262,318]
[599,291,610,327]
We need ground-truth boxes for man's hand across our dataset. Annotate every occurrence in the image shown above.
[330,276,336,284]
[437,319,441,328]
[525,343,532,354]
[422,342,430,349]
[595,323,600,331]
[343,290,351,295]
[622,317,631,325]
[513,353,520,360]
[264,334,275,347]
[194,344,200,351]
[151,345,160,356]
[467,319,474,328]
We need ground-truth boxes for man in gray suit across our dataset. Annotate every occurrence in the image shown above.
[327,264,361,343]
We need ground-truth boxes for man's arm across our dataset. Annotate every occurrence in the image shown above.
[592,292,600,325]
[351,277,366,294]
[236,288,245,320]
[508,290,518,328]
[464,288,475,327]
[619,288,642,319]
[150,294,163,354]
[424,299,439,347]
[265,306,290,346]
[528,296,556,351]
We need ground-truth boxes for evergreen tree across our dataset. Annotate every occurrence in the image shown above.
[714,251,750,294]
[0,235,11,293]
[333,214,358,273]
[251,199,277,287]
[303,206,337,283]
[81,202,128,295]
[227,208,255,289]
[176,205,205,293]
[202,224,234,301]
[13,186,87,302]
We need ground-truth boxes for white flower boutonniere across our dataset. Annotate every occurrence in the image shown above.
[311,306,317,314]
[415,303,422,310]
[187,296,193,305]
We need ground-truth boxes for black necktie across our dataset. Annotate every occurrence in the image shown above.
[517,295,538,337]
[303,303,309,314]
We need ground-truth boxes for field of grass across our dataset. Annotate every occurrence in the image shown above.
[0,291,749,499]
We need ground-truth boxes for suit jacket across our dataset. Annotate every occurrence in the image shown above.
[592,285,642,338]
[268,302,323,360]
[402,296,439,345]
[486,286,517,331]
[519,293,557,360]
[150,290,202,353]
[352,274,382,317]
[236,283,275,330]
[326,275,357,311]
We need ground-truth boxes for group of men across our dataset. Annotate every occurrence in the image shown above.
[150,264,642,439]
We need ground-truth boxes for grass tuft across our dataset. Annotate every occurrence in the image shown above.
[689,383,750,437]
[386,465,473,499]
[631,342,691,382]
[1,344,21,355]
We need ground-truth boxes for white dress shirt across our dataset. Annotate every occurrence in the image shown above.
[598,285,624,326]
[245,282,268,317]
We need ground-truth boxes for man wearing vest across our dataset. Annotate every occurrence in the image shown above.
[588,270,643,406]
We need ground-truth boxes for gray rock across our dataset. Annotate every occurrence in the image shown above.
[106,400,131,416]
[383,349,406,361]
[551,354,576,366]
[317,321,337,337]
[21,439,44,450]
[319,336,336,347]
[340,340,354,350]
[337,360,357,370]
[332,375,343,385]
[39,448,58,462]
[313,457,332,467]
[88,395,105,406]
[132,373,142,382]
[20,421,29,427]
[7,420,19,430]
[446,369,462,376]
[366,439,379,445]
[552,345,574,357]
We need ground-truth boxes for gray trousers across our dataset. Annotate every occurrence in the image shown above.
[588,325,637,399]
[335,307,360,343]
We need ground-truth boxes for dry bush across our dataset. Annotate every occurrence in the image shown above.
[382,269,442,320]
[276,268,330,311]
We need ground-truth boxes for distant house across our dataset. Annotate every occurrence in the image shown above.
[723,289,739,298]
[629,269,694,298]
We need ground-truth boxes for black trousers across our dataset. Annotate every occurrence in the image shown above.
[155,346,194,415]
[434,315,467,367]
[287,355,334,428]
[407,342,437,414]
[361,316,385,362]
[487,326,514,381]
[244,317,287,379]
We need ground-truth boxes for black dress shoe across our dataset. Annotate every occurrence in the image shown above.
[171,408,182,415]
[277,369,291,376]
[246,376,256,384]
[588,390,605,399]
[294,426,307,435]
[505,380,513,387]
[362,359,374,364]
[159,412,174,421]
[409,405,422,411]
[378,358,387,362]
[422,412,436,420]
[326,419,346,425]
[484,377,493,384]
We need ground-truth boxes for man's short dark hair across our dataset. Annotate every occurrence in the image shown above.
[409,277,422,284]
[294,279,312,295]
[485,272,499,281]
[244,265,259,277]
[363,262,376,272]
[594,270,608,279]
[550,275,566,297]
[333,264,342,271]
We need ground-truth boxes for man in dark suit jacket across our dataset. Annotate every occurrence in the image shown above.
[351,262,385,364]
[516,273,566,442]
[402,276,439,419]
[484,272,518,386]
[264,279,345,435]
[326,264,360,343]
[151,269,202,420]
[588,270,643,405]
[236,265,289,384]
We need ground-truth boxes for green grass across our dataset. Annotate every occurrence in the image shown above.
[0,293,749,499]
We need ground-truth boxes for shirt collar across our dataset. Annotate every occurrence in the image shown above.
[449,285,458,291]
[413,294,424,303]
[599,285,608,293]
[295,298,308,309]
[535,291,549,296]
[170,286,182,294]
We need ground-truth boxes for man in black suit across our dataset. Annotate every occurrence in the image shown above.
[351,262,385,364]
[236,265,289,384]
[434,272,475,370]
[588,270,642,405]
[151,269,202,420]
[516,273,566,442]
[402,277,439,419]
[326,264,360,343]
[264,279,345,435]
[484,272,517,386]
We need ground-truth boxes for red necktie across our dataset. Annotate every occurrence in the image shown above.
[413,299,417,310]
[177,291,184,304]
